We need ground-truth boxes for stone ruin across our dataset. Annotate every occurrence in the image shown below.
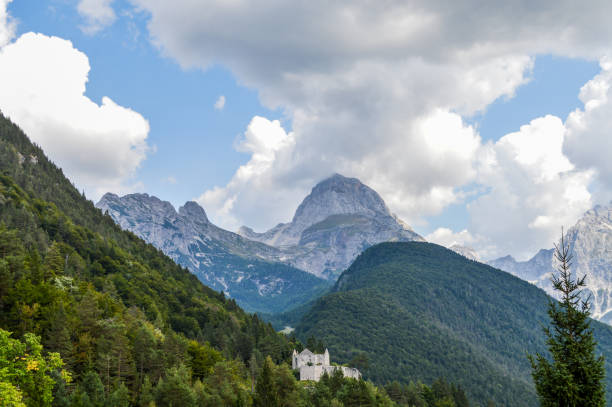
[291,348,361,382]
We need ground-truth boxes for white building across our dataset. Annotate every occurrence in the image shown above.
[291,348,361,382]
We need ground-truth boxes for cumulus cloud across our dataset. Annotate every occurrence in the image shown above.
[77,0,116,34]
[197,116,303,230]
[161,176,177,185]
[0,0,14,47]
[130,0,539,227]
[469,116,594,260]
[0,30,150,199]
[132,0,612,258]
[564,58,612,199]
[214,95,226,110]
[426,228,478,248]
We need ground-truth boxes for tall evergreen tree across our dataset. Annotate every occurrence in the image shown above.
[529,231,606,406]
[254,356,279,407]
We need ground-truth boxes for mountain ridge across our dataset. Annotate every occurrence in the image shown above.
[491,202,612,324]
[237,173,424,278]
[96,191,331,314]
[98,174,424,288]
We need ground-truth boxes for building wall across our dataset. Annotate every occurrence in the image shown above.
[299,365,361,381]
[293,351,328,369]
[292,349,360,382]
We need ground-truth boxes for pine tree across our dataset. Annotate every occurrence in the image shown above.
[529,231,606,406]
[254,356,279,407]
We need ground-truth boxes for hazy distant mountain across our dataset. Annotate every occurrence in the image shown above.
[448,244,481,261]
[491,203,612,324]
[489,249,555,286]
[239,174,424,279]
[96,193,330,313]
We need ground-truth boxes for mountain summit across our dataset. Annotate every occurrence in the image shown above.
[239,174,423,278]
[98,174,422,287]
[240,174,405,246]
[491,203,612,324]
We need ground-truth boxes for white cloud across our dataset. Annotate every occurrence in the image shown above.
[130,0,541,228]
[469,115,594,260]
[197,116,302,230]
[0,31,150,199]
[132,0,612,258]
[77,0,116,34]
[426,228,477,248]
[162,176,177,184]
[214,95,226,110]
[564,58,612,201]
[0,0,14,47]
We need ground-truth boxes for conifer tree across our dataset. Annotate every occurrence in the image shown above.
[254,356,279,407]
[529,231,606,406]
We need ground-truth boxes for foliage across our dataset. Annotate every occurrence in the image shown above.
[188,253,333,315]
[529,233,606,406]
[0,112,413,406]
[0,113,289,404]
[296,242,612,406]
[0,328,65,407]
[253,357,279,407]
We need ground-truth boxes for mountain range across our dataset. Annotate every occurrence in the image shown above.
[0,112,296,405]
[238,174,423,278]
[96,174,423,312]
[5,108,612,405]
[96,192,331,314]
[491,203,612,324]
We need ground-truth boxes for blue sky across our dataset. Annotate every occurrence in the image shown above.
[439,55,600,232]
[9,0,286,204]
[2,0,611,260]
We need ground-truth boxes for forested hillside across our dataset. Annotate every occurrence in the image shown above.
[0,112,297,403]
[296,242,612,406]
[0,113,473,406]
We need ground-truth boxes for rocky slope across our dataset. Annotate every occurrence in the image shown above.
[448,244,481,261]
[491,204,612,324]
[239,174,424,278]
[96,193,330,313]
[97,174,423,307]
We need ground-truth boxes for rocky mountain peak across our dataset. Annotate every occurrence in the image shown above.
[448,244,481,262]
[292,173,391,227]
[98,192,178,220]
[235,174,422,277]
[497,254,516,262]
[491,201,612,324]
[178,201,209,224]
[100,192,119,201]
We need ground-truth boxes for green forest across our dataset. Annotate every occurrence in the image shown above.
[296,242,612,406]
[0,114,474,406]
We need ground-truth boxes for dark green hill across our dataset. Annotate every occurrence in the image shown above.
[296,241,612,406]
[0,113,294,401]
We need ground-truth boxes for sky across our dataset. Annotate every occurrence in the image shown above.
[1,0,612,261]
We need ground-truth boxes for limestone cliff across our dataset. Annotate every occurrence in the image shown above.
[239,174,424,279]
[490,203,612,324]
[96,193,330,313]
